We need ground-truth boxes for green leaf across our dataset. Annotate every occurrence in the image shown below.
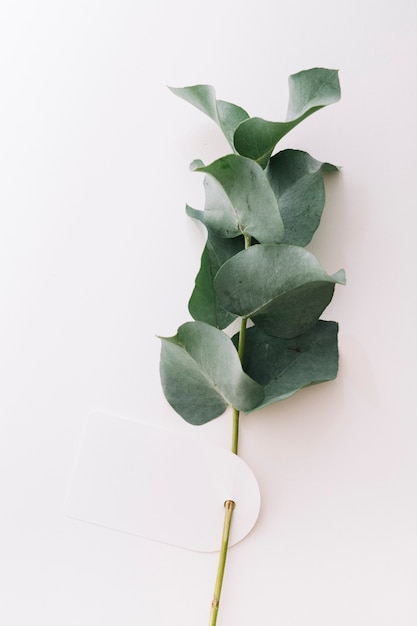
[185,172,240,239]
[215,244,345,338]
[188,232,244,329]
[286,67,341,118]
[190,154,284,243]
[233,68,340,167]
[233,321,339,411]
[159,321,264,425]
[168,84,249,148]
[266,149,339,246]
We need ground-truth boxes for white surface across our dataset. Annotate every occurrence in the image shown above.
[65,412,260,551]
[1,1,417,625]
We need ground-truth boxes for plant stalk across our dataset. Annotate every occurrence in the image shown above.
[208,500,236,626]
[232,233,251,455]
[208,233,252,626]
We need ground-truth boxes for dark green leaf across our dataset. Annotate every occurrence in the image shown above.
[233,321,339,411]
[191,154,284,243]
[168,84,249,148]
[159,321,264,425]
[266,149,338,246]
[188,233,244,329]
[215,244,345,338]
[233,68,340,167]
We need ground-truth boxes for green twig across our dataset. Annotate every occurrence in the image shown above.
[208,233,252,625]
[231,407,240,456]
[232,233,251,456]
[208,500,236,626]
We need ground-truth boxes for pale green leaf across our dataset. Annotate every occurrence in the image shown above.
[233,68,340,167]
[159,322,264,425]
[168,84,249,148]
[215,244,345,338]
[192,154,284,243]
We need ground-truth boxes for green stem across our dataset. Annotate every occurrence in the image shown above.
[208,500,236,626]
[231,407,240,456]
[208,232,251,626]
[231,233,251,455]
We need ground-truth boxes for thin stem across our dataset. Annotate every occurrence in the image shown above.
[231,233,251,454]
[243,233,252,250]
[208,232,252,626]
[208,500,236,626]
[237,315,248,362]
[231,407,240,456]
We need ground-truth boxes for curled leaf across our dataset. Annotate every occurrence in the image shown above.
[266,149,339,246]
[233,68,340,167]
[190,154,284,243]
[159,321,264,425]
[168,84,249,148]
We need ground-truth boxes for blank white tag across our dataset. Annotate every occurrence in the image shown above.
[65,412,260,552]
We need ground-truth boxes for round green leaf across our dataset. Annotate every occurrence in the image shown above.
[168,84,249,149]
[159,321,264,425]
[215,244,345,338]
[194,154,284,243]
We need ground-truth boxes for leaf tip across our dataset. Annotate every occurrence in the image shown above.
[332,269,346,285]
[190,159,205,171]
[167,84,181,96]
[323,162,341,172]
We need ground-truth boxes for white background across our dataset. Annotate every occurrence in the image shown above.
[1,1,417,624]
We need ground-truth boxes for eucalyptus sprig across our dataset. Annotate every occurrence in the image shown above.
[159,67,344,625]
